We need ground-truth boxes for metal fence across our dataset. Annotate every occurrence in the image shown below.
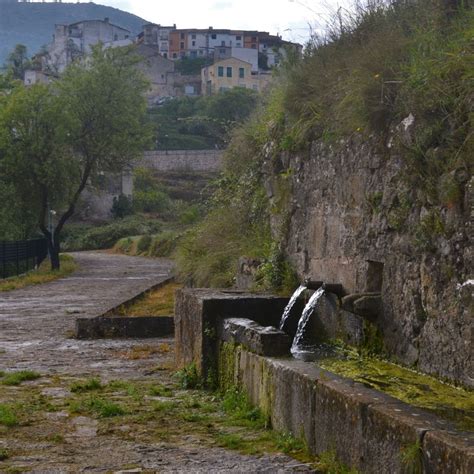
[0,239,48,279]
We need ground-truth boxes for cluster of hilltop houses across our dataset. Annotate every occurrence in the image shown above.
[25,18,301,102]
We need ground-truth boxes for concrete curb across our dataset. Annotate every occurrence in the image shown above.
[75,276,175,339]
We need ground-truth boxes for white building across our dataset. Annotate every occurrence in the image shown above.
[45,18,131,73]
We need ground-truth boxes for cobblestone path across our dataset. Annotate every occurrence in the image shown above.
[0,253,313,473]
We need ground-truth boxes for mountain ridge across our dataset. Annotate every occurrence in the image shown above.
[0,2,149,65]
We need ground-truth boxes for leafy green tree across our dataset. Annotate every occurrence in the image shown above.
[0,46,151,269]
[149,88,259,150]
[6,44,31,80]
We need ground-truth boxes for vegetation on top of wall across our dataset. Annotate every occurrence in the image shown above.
[176,0,473,289]
[148,88,259,150]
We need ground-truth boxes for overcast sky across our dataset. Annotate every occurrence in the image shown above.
[61,0,352,44]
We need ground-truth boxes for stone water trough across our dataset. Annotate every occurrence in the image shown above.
[174,288,474,474]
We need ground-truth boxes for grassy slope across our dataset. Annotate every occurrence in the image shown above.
[0,254,76,292]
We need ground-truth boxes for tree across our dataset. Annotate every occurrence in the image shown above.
[6,44,31,80]
[0,45,151,269]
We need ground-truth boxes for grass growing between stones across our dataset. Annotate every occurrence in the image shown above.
[0,405,18,427]
[69,396,126,418]
[318,354,474,431]
[1,371,41,386]
[70,378,103,393]
[0,255,77,292]
[0,369,354,472]
[117,282,182,317]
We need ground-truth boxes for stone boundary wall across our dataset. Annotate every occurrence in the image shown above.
[142,149,224,173]
[75,277,174,339]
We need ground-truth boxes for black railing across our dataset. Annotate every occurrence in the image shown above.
[0,239,48,279]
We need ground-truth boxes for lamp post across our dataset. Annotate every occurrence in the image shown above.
[47,206,56,257]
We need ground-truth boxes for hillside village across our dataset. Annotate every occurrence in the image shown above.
[1,1,472,472]
[23,17,302,102]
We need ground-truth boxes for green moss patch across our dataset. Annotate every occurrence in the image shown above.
[318,355,474,431]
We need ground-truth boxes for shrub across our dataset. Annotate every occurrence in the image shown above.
[179,205,201,225]
[62,216,162,251]
[137,234,152,254]
[111,194,133,219]
[133,168,171,214]
[133,189,170,214]
[175,363,202,389]
[149,231,180,258]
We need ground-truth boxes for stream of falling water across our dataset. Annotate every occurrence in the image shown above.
[279,285,307,330]
[291,286,325,360]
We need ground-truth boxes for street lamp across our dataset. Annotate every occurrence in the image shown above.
[48,207,56,255]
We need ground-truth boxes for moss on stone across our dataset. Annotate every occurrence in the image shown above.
[218,342,240,392]
[317,355,474,431]
[362,320,385,356]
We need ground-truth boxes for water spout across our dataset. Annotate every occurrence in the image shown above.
[291,286,325,360]
[279,285,307,331]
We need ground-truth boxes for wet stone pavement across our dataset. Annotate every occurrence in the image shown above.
[0,252,313,473]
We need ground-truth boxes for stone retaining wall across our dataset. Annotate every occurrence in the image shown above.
[142,149,223,173]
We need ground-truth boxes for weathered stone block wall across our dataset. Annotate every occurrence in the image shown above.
[175,289,474,472]
[174,288,288,379]
[264,134,472,386]
[220,343,474,474]
[142,149,223,173]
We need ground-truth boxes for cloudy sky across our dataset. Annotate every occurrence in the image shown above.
[61,0,352,44]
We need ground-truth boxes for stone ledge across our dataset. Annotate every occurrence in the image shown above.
[219,318,291,357]
[220,345,474,473]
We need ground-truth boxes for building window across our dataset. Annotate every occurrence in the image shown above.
[173,53,177,58]
[180,33,185,39]
[180,42,185,49]
[192,41,196,46]
[252,36,257,41]
[220,48,226,54]
[163,53,168,58]
[226,67,232,78]
[218,66,224,77]
[236,43,241,48]
[236,35,242,40]
[192,34,196,39]
[211,34,217,39]
[239,67,245,78]
[114,34,118,41]
[221,41,225,46]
